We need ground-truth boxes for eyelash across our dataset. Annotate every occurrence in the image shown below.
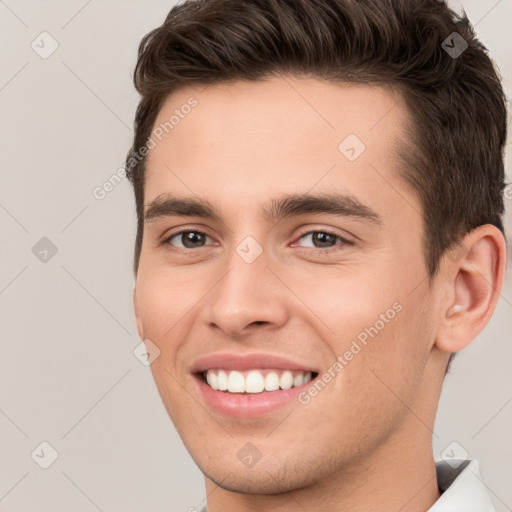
[161,228,354,254]
[292,230,354,253]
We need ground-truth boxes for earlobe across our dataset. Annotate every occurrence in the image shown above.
[133,288,144,340]
[435,224,506,354]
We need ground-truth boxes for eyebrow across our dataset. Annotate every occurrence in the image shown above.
[144,192,382,225]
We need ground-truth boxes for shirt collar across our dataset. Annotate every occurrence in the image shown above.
[428,459,496,511]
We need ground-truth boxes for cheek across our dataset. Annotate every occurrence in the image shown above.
[355,293,435,414]
[135,262,207,341]
[286,264,397,342]
[134,266,207,404]
[135,268,201,424]
[294,267,432,409]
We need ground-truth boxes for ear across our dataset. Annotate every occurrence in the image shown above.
[133,287,144,340]
[435,224,507,354]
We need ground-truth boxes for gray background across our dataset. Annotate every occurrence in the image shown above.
[0,0,511,510]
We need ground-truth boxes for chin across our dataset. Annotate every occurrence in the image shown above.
[199,456,324,496]
[207,472,303,495]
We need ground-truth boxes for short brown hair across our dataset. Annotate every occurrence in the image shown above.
[126,0,507,277]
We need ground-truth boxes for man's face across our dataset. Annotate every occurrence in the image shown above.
[134,76,442,493]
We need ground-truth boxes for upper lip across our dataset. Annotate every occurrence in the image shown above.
[191,352,319,374]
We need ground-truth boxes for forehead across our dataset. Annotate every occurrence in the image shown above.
[144,76,414,220]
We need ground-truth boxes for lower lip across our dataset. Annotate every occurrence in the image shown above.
[194,374,316,418]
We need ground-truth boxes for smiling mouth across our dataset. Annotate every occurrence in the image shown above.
[199,368,318,394]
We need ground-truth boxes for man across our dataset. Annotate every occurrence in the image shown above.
[126,0,508,510]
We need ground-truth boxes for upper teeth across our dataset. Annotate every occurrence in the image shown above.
[205,369,313,393]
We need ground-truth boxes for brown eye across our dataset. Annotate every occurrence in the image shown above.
[297,230,349,249]
[311,232,337,248]
[165,231,211,249]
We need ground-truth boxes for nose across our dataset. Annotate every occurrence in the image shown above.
[200,245,289,337]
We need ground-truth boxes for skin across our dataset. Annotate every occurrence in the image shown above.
[133,76,506,512]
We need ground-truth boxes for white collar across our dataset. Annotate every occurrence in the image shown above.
[428,459,495,511]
